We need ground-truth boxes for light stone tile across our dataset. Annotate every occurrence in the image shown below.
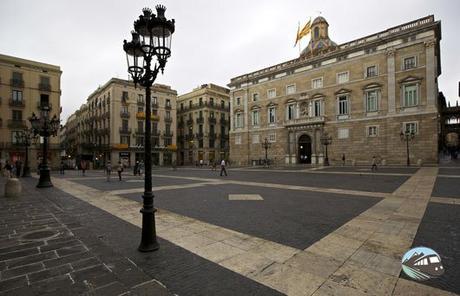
[200,228,236,242]
[219,251,274,276]
[221,234,265,251]
[393,278,455,296]
[313,280,370,296]
[159,226,195,241]
[248,241,300,264]
[193,241,245,263]
[252,262,326,296]
[228,194,264,201]
[334,225,374,242]
[170,233,216,251]
[307,240,357,263]
[329,261,398,295]
[285,251,342,279]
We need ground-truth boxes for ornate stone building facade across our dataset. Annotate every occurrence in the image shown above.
[228,16,441,166]
[176,84,230,165]
[64,78,177,168]
[0,53,62,169]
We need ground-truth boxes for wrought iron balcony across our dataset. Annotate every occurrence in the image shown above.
[195,132,204,139]
[39,83,51,92]
[120,111,130,118]
[209,117,216,124]
[196,117,204,124]
[10,78,24,88]
[187,119,194,126]
[7,120,26,128]
[37,102,52,109]
[165,117,173,123]
[9,99,25,107]
[136,128,144,134]
[119,127,132,134]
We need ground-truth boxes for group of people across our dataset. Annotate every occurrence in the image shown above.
[105,161,124,182]
[1,160,22,178]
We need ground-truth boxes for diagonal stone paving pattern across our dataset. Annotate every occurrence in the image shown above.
[51,167,457,296]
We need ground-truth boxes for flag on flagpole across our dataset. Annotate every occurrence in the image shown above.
[294,18,311,47]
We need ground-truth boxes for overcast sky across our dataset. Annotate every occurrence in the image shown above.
[1,0,459,122]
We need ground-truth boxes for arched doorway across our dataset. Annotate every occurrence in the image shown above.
[298,134,312,164]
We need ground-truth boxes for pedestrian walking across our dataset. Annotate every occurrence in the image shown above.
[117,161,123,181]
[60,161,65,175]
[80,160,86,176]
[106,161,112,182]
[371,156,378,172]
[15,160,22,178]
[200,159,203,168]
[4,161,13,178]
[342,154,346,166]
[220,159,227,176]
[134,161,139,176]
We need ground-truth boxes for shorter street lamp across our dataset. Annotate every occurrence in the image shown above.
[29,106,60,188]
[261,138,271,167]
[320,132,332,166]
[400,130,415,166]
[15,128,35,177]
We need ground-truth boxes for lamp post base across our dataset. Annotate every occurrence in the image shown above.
[37,167,53,188]
[22,166,31,178]
[324,157,330,166]
[137,207,159,252]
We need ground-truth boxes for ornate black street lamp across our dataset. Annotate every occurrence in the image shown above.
[123,5,175,252]
[320,132,332,166]
[15,128,35,177]
[400,130,415,166]
[261,138,271,167]
[29,106,60,187]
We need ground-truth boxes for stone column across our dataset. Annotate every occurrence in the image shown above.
[386,48,396,114]
[425,39,437,110]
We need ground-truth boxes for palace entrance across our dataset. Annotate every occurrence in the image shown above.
[298,134,312,164]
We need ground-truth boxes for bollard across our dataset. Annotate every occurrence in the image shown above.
[417,159,423,166]
[4,178,22,198]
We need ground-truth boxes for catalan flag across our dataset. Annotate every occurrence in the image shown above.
[294,18,311,46]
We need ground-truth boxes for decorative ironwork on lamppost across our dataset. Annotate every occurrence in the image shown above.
[400,130,415,166]
[29,106,60,187]
[15,128,35,177]
[320,132,332,166]
[123,4,175,252]
[261,138,271,167]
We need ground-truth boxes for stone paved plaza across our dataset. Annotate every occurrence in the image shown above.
[1,165,459,295]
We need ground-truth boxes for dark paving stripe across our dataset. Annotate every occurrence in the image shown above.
[35,180,284,296]
[316,166,419,174]
[153,169,408,193]
[432,177,460,199]
[438,168,460,176]
[402,202,460,294]
[124,184,381,250]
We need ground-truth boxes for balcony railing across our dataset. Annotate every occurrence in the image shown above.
[37,102,52,109]
[7,119,27,128]
[209,117,216,124]
[38,83,51,92]
[152,102,159,109]
[165,104,172,110]
[185,134,194,141]
[120,111,130,118]
[284,116,325,126]
[187,119,194,125]
[9,99,25,107]
[119,127,132,134]
[10,79,24,88]
[165,117,173,123]
[136,128,144,134]
[137,100,145,105]
[163,131,173,137]
[196,117,204,124]
[195,132,204,139]
[178,121,184,128]
[209,132,217,139]
[220,118,228,125]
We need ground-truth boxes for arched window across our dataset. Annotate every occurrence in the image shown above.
[314,27,320,39]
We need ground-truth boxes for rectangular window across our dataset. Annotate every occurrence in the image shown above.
[313,100,322,117]
[12,90,23,102]
[189,100,192,108]
[236,97,241,105]
[252,110,259,126]
[120,136,130,145]
[252,134,260,144]
[199,97,203,106]
[135,137,144,146]
[404,122,418,134]
[138,94,144,103]
[180,103,184,110]
[210,97,214,105]
[12,110,22,120]
[338,128,349,139]
[366,66,377,77]
[137,120,143,131]
[268,107,276,123]
[287,104,295,120]
[152,96,158,105]
[235,113,243,128]
[253,93,259,102]
[366,90,378,112]
[11,131,22,144]
[166,99,171,107]
[337,72,349,84]
[403,56,416,70]
[267,89,276,99]
[312,78,323,89]
[221,100,225,108]
[286,84,296,95]
[235,134,242,145]
[122,119,129,130]
[166,124,171,134]
[403,84,418,107]
[166,110,171,119]
[338,96,349,115]
[367,126,378,137]
[268,133,276,143]
[122,91,128,100]
[137,106,144,112]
